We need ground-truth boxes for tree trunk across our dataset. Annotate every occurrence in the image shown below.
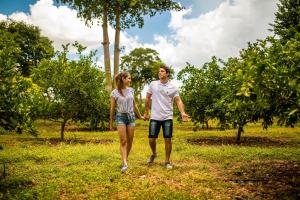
[236,125,244,143]
[205,120,209,129]
[102,2,112,91]
[113,3,121,89]
[139,91,142,104]
[60,119,67,141]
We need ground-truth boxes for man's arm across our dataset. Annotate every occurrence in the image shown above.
[174,96,189,122]
[143,92,152,121]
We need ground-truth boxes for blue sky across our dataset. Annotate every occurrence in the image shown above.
[0,0,225,44]
[0,0,278,70]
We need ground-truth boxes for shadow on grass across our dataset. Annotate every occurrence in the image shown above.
[18,138,113,146]
[187,136,299,147]
[224,160,300,199]
[0,178,34,197]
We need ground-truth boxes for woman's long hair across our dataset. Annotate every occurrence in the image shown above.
[115,72,129,97]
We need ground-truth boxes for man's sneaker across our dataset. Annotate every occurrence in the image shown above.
[121,165,128,173]
[147,154,157,165]
[165,162,173,170]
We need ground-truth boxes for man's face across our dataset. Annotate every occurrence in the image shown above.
[158,68,168,79]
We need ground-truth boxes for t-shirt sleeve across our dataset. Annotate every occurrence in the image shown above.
[111,89,118,99]
[130,88,135,96]
[147,82,153,94]
[173,86,180,98]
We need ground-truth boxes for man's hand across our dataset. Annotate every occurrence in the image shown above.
[181,113,190,122]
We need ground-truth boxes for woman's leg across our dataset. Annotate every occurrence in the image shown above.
[117,125,128,166]
[126,126,135,159]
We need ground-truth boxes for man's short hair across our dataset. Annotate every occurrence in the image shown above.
[160,65,170,74]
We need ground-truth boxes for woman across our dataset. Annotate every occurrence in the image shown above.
[109,72,143,173]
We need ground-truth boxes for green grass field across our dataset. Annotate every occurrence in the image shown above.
[0,120,299,199]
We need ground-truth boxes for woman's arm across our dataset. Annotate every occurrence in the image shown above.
[109,97,116,130]
[134,100,143,120]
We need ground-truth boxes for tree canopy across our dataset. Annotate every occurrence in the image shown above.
[0,20,54,76]
[32,43,110,140]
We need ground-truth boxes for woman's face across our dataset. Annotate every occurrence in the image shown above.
[123,75,131,86]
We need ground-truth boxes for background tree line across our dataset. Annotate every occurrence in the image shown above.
[0,20,109,139]
[178,0,299,142]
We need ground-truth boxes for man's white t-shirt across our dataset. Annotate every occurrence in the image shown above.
[147,80,179,121]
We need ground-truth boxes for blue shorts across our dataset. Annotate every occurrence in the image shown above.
[116,113,135,126]
[149,119,173,138]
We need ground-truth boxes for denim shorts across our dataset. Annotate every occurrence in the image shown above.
[116,113,135,126]
[149,119,173,138]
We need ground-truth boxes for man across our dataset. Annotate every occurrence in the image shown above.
[143,65,189,169]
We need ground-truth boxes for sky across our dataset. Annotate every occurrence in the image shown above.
[0,0,279,73]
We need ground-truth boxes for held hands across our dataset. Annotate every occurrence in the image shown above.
[139,115,145,120]
[143,113,149,121]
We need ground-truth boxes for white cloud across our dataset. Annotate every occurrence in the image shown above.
[144,0,278,69]
[3,0,140,54]
[1,0,278,72]
[0,13,7,21]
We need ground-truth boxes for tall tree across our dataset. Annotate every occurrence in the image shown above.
[0,20,54,76]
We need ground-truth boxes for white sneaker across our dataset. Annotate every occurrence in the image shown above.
[147,154,157,165]
[165,162,173,170]
[121,165,128,173]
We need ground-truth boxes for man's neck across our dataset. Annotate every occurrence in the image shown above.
[159,78,169,84]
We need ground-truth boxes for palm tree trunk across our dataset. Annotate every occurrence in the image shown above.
[102,2,112,91]
[113,3,121,88]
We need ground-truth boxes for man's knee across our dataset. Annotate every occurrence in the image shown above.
[164,138,172,144]
[149,138,156,144]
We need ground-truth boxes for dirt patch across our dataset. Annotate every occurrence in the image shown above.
[223,160,300,199]
[18,138,113,145]
[187,136,298,147]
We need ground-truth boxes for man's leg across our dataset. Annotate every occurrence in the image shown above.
[149,138,157,156]
[148,120,160,164]
[164,138,172,164]
[162,120,173,169]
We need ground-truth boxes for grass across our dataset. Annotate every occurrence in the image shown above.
[0,120,299,199]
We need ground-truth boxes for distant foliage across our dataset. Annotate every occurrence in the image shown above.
[121,48,163,102]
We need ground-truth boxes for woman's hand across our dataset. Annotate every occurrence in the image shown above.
[139,115,145,121]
